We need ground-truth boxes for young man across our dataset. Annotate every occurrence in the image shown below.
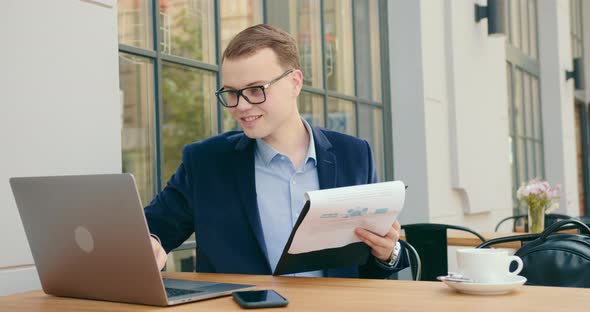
[146,24,407,278]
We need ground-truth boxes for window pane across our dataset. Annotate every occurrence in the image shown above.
[324,0,354,95]
[354,0,381,101]
[266,0,323,88]
[159,0,216,63]
[118,0,153,49]
[506,63,514,136]
[514,68,524,136]
[520,0,529,56]
[119,53,156,205]
[161,63,217,182]
[327,97,355,135]
[527,140,535,178]
[219,0,263,53]
[517,137,526,184]
[359,105,384,179]
[299,91,324,127]
[536,142,544,178]
[531,77,541,139]
[510,0,521,49]
[523,73,533,138]
[528,0,538,59]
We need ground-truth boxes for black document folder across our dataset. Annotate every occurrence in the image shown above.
[273,200,372,275]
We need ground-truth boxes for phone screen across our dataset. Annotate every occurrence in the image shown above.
[233,290,288,308]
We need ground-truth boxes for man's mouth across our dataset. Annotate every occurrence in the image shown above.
[242,115,262,122]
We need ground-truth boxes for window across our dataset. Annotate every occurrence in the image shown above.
[506,0,543,215]
[118,0,391,271]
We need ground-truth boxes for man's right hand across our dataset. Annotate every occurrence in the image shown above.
[150,236,168,271]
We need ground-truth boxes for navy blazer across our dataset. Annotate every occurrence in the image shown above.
[145,127,408,278]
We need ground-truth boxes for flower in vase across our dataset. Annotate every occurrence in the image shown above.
[516,178,561,233]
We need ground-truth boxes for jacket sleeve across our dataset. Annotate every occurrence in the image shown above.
[358,140,410,279]
[144,146,195,253]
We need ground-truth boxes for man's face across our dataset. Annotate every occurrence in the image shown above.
[221,48,301,139]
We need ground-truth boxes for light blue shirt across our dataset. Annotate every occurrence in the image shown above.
[255,119,323,277]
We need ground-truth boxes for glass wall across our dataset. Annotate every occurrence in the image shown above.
[118,0,391,271]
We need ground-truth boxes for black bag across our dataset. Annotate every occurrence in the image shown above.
[514,219,590,288]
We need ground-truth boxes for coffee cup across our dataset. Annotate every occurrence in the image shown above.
[456,248,523,283]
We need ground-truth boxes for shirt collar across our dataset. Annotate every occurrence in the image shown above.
[255,118,317,167]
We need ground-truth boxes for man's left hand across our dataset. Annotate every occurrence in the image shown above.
[355,220,401,262]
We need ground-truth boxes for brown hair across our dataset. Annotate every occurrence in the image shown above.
[222,24,300,70]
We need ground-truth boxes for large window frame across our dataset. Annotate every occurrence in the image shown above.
[506,0,544,215]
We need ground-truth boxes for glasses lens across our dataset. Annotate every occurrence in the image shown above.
[242,87,266,104]
[218,91,238,107]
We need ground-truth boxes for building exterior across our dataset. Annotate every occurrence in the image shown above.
[1,0,588,295]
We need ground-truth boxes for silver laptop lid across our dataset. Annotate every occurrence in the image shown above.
[10,174,168,306]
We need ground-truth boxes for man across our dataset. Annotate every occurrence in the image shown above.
[146,24,407,278]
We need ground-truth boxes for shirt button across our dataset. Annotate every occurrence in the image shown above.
[292,180,297,185]
[280,156,285,160]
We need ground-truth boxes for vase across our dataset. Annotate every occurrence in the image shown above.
[528,204,545,234]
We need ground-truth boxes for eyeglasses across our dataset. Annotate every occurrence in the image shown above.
[215,69,294,108]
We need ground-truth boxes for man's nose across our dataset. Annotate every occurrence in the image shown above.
[235,96,254,111]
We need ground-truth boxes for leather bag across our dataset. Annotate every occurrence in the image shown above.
[514,219,590,288]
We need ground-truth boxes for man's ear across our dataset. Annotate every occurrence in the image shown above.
[291,69,304,97]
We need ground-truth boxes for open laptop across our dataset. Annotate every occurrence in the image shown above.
[9,173,254,306]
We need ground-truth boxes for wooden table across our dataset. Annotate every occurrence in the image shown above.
[1,273,589,311]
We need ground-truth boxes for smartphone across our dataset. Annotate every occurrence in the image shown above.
[232,290,288,309]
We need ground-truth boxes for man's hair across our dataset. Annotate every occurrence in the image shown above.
[222,24,300,70]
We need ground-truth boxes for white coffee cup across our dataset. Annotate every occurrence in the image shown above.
[456,248,523,283]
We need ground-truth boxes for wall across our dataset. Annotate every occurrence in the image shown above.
[537,0,580,217]
[389,0,513,230]
[0,0,120,295]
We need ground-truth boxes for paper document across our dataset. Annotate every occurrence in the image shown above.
[287,181,406,254]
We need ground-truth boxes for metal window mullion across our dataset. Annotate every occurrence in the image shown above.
[119,44,157,58]
[302,85,327,95]
[214,0,223,134]
[151,0,163,194]
[325,90,357,102]
[379,0,393,180]
[351,0,359,137]
[320,0,328,127]
[161,54,218,72]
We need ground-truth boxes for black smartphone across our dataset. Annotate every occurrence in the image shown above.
[232,290,288,309]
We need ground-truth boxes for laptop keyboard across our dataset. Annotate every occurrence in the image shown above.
[165,287,203,298]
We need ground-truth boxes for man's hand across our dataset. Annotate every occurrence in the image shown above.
[355,220,401,262]
[150,236,168,271]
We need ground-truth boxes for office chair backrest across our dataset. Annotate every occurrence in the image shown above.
[401,223,485,281]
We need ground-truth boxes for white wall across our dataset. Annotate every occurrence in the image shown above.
[538,0,580,217]
[390,0,513,230]
[0,0,120,295]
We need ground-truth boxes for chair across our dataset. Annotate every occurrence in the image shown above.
[401,223,485,281]
[398,240,421,281]
[494,213,573,232]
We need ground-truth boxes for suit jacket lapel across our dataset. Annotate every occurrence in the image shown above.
[233,134,270,271]
[313,127,337,190]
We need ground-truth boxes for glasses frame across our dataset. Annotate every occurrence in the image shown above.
[215,69,295,108]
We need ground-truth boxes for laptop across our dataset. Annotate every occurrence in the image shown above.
[9,173,254,306]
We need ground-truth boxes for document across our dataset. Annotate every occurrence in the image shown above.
[287,181,406,254]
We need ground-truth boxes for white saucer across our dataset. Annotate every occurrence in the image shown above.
[438,275,527,295]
